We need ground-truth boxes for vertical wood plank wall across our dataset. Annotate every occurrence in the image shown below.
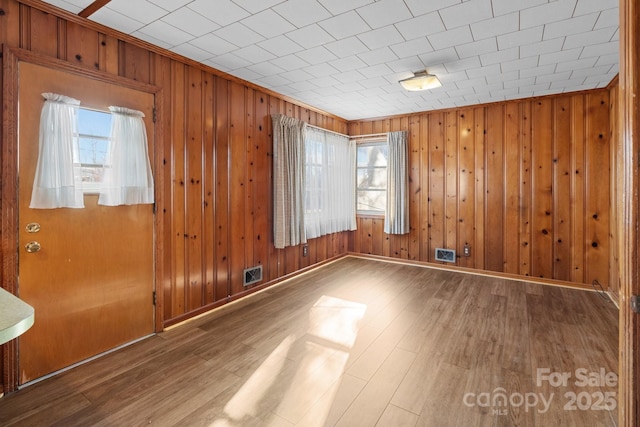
[0,1,349,332]
[348,90,612,288]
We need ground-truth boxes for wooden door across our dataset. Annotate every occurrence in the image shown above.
[17,61,155,384]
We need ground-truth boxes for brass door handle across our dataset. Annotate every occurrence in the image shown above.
[25,241,41,253]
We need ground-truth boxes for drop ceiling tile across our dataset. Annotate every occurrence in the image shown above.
[543,13,599,40]
[519,82,552,92]
[334,70,366,84]
[211,52,253,70]
[455,76,487,89]
[241,9,296,39]
[466,63,501,78]
[519,37,564,58]
[172,42,213,61]
[500,55,539,72]
[497,26,544,50]
[470,12,519,40]
[563,27,617,50]
[554,56,598,72]
[324,36,370,58]
[550,78,586,89]
[479,47,519,66]
[356,0,412,30]
[233,68,265,81]
[359,77,392,89]
[520,0,577,29]
[138,20,194,47]
[273,0,332,28]
[105,0,168,25]
[394,12,445,41]
[437,70,470,83]
[492,0,546,17]
[258,35,304,56]
[149,0,192,12]
[246,61,286,76]
[329,55,368,72]
[486,70,520,84]
[357,46,398,66]
[504,77,536,88]
[428,26,473,50]
[358,63,393,78]
[162,8,219,37]
[269,54,309,71]
[304,63,340,78]
[594,52,619,66]
[280,69,317,83]
[570,64,615,79]
[214,23,265,48]
[418,47,459,67]
[43,0,86,13]
[455,38,497,59]
[594,8,619,29]
[188,0,250,27]
[519,64,556,78]
[232,0,286,14]
[439,0,493,30]
[391,38,434,59]
[538,47,582,66]
[90,8,144,34]
[295,46,338,65]
[319,11,371,40]
[574,0,618,16]
[536,71,572,83]
[357,26,404,51]
[259,74,293,86]
[444,56,481,73]
[317,0,374,16]
[403,0,460,17]
[132,31,174,49]
[190,33,238,56]
[285,24,335,49]
[386,56,430,73]
[233,45,276,63]
[473,82,505,94]
[311,76,342,87]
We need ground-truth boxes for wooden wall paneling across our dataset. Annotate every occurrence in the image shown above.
[531,99,554,278]
[215,77,230,301]
[229,81,247,296]
[429,113,445,262]
[253,91,271,282]
[371,217,384,256]
[202,71,216,305]
[118,41,150,84]
[244,87,256,274]
[419,114,431,263]
[585,93,610,286]
[0,0,20,49]
[169,60,186,320]
[397,116,410,259]
[458,110,475,269]
[570,96,586,283]
[608,82,620,300]
[518,103,532,277]
[65,20,99,71]
[27,7,57,57]
[485,104,505,272]
[474,108,486,270]
[185,66,204,311]
[98,33,119,75]
[553,96,573,281]
[444,111,458,259]
[503,103,521,274]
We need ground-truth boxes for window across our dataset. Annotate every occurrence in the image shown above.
[356,141,388,214]
[76,108,111,193]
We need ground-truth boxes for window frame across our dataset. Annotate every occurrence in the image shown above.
[355,139,388,217]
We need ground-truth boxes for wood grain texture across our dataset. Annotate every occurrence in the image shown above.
[0,257,619,426]
[349,90,612,290]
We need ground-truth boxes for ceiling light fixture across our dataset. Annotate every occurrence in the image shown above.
[399,71,442,91]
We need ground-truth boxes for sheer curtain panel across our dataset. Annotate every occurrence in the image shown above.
[384,131,409,234]
[98,106,154,206]
[30,92,84,209]
[305,127,356,239]
[272,114,307,249]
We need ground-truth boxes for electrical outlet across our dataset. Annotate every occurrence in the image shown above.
[463,244,471,257]
[303,245,308,257]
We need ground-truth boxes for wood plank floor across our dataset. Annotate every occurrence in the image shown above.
[0,256,619,426]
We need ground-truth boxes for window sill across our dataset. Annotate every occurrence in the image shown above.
[357,212,385,219]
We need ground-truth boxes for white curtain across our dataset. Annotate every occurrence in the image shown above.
[30,92,84,209]
[272,114,307,249]
[98,106,154,206]
[384,131,409,234]
[305,127,357,239]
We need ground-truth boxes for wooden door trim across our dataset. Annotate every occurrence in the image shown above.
[1,46,164,392]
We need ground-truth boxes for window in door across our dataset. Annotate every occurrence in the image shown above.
[76,108,111,193]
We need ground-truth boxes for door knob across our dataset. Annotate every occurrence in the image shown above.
[25,241,41,253]
[26,223,41,233]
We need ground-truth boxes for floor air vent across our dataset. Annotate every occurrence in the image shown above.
[435,248,456,263]
[243,265,263,286]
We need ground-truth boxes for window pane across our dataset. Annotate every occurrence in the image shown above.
[78,109,111,137]
[76,108,112,190]
[357,168,387,189]
[357,190,386,212]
